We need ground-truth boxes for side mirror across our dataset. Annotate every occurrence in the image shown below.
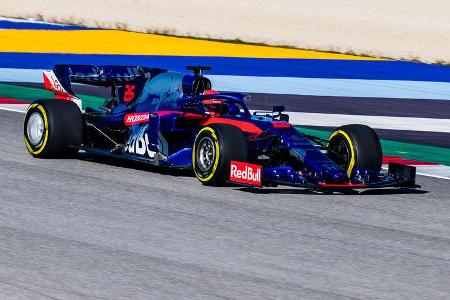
[278,113,289,122]
[272,105,288,122]
[272,105,285,113]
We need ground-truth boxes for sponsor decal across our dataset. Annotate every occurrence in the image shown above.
[272,121,291,128]
[124,112,150,126]
[202,99,223,105]
[42,71,82,109]
[43,71,66,95]
[230,161,262,186]
[124,124,156,158]
[123,84,136,102]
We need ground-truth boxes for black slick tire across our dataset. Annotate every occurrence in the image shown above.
[24,99,83,158]
[327,124,382,177]
[192,124,248,186]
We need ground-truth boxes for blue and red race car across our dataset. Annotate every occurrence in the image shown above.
[23,65,417,191]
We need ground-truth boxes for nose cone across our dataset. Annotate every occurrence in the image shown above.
[327,168,349,182]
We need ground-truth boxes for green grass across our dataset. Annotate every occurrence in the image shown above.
[0,83,105,110]
[297,126,450,166]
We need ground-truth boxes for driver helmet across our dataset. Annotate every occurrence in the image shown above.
[203,89,223,116]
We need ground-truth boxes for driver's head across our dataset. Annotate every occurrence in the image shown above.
[203,89,218,96]
[203,89,223,116]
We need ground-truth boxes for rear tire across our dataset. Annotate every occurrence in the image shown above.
[327,124,382,177]
[24,99,83,158]
[193,124,248,186]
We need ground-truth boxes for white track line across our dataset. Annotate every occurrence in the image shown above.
[0,107,27,113]
[416,173,449,180]
[382,166,450,180]
[0,104,28,113]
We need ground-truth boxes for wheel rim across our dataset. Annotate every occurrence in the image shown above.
[26,111,45,146]
[197,137,216,172]
[328,135,350,170]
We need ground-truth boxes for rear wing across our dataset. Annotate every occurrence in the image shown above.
[42,64,213,109]
[42,64,153,109]
[51,64,147,86]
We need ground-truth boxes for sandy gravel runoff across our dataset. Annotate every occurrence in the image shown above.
[1,0,450,63]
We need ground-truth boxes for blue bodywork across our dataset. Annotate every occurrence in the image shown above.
[47,64,416,190]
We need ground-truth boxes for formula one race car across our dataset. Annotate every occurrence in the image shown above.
[23,65,417,191]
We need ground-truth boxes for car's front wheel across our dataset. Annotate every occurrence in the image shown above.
[192,124,248,186]
[327,124,382,177]
[24,99,83,158]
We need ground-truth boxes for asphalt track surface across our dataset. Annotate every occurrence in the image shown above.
[1,110,450,300]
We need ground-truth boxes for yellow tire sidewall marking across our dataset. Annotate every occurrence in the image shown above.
[24,104,49,155]
[329,130,355,177]
[193,127,220,182]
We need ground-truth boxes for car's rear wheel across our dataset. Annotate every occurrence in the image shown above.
[193,124,248,186]
[327,124,382,177]
[24,99,83,158]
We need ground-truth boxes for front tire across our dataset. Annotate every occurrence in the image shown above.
[327,124,382,177]
[24,99,83,158]
[193,124,248,186]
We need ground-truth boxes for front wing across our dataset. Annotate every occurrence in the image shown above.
[230,162,418,191]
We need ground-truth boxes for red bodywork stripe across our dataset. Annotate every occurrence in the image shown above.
[202,118,263,134]
[184,113,206,120]
[272,121,291,128]
[156,112,262,134]
[318,182,367,188]
[156,111,183,117]
[156,111,205,120]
